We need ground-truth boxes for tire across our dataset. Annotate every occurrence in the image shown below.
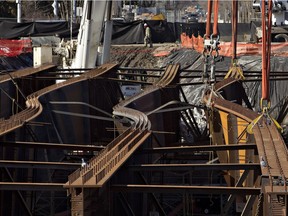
[274,34,288,42]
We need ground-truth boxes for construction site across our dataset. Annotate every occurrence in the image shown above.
[1,0,288,216]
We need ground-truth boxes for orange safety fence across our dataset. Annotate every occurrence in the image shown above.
[0,39,32,57]
[181,33,288,57]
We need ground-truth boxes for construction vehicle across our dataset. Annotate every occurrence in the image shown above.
[253,0,288,41]
[72,0,112,68]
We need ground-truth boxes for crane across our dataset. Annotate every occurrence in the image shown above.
[72,0,112,68]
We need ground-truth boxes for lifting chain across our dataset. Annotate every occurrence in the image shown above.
[202,35,221,84]
[205,84,216,108]
[203,53,209,81]
[255,192,263,216]
[210,55,216,82]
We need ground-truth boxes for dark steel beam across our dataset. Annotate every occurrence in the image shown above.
[177,140,211,146]
[0,160,80,169]
[128,163,260,171]
[50,101,113,118]
[138,173,167,216]
[179,77,288,86]
[3,167,33,216]
[47,72,84,75]
[0,182,65,191]
[161,154,211,161]
[117,67,165,72]
[222,169,251,215]
[98,77,288,87]
[241,195,257,216]
[117,67,288,75]
[22,77,71,80]
[179,74,288,79]
[116,72,161,78]
[180,69,288,74]
[179,87,202,136]
[145,100,203,116]
[118,192,136,216]
[0,64,56,83]
[98,77,153,85]
[55,68,91,71]
[111,184,261,195]
[142,144,257,154]
[1,141,105,151]
[52,110,114,121]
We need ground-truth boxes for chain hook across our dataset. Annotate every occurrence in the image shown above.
[209,34,220,58]
[202,34,220,84]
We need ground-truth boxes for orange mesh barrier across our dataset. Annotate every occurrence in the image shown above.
[181,33,288,57]
[0,39,32,57]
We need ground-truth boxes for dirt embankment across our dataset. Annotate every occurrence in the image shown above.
[110,46,161,68]
[110,44,181,69]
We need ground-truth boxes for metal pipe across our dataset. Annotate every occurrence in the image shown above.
[16,0,21,23]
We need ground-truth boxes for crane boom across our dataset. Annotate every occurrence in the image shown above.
[72,0,108,68]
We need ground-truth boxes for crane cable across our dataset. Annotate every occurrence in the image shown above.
[202,0,220,83]
[205,0,213,38]
[212,0,219,36]
[231,0,237,61]
[262,0,272,103]
[210,0,220,82]
[202,0,213,82]
[247,0,282,134]
[224,0,245,80]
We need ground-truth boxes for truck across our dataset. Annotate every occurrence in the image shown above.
[182,12,199,23]
[252,0,288,42]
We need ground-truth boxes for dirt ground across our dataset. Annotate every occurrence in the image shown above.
[110,44,179,69]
